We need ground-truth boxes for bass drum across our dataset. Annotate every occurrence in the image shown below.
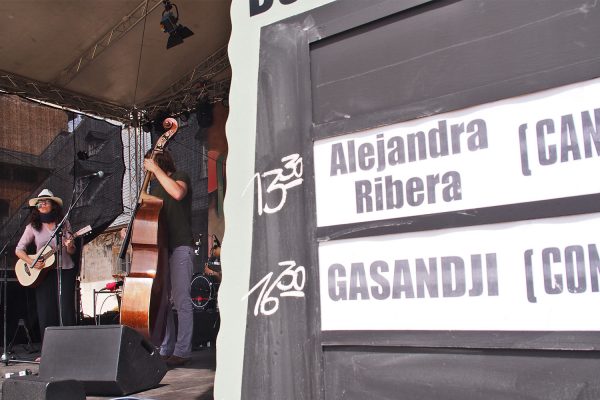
[190,273,220,311]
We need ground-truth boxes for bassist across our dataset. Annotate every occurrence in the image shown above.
[141,149,194,367]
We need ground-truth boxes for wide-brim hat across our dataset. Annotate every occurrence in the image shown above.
[28,189,63,207]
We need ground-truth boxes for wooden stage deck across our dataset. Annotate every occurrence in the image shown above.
[0,344,216,400]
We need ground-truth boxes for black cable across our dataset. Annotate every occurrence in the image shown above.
[132,1,150,106]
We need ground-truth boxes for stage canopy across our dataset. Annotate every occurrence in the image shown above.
[0,0,232,122]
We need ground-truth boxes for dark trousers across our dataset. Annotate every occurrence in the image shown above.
[35,268,76,343]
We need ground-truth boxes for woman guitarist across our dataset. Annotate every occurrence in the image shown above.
[134,149,194,367]
[14,189,77,351]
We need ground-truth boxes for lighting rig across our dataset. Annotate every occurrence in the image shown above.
[160,0,194,49]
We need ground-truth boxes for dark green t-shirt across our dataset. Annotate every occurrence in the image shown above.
[150,170,193,250]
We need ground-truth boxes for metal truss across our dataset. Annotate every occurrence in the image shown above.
[143,77,231,117]
[0,70,131,122]
[140,44,231,113]
[0,68,230,124]
[53,0,164,86]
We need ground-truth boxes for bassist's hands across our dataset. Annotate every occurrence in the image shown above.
[143,158,159,174]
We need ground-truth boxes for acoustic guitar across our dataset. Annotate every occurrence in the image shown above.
[15,225,91,287]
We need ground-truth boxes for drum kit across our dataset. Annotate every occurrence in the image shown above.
[190,234,221,312]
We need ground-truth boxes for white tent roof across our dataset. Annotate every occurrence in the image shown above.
[0,0,231,122]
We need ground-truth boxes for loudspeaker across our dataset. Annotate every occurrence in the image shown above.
[39,325,167,396]
[196,100,213,128]
[2,376,85,400]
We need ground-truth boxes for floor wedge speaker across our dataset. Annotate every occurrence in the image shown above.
[38,325,167,396]
[2,377,85,400]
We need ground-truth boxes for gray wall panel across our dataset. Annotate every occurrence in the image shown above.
[324,347,600,400]
[310,0,600,133]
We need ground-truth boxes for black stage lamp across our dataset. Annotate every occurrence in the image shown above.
[196,98,213,128]
[142,121,153,133]
[161,0,194,49]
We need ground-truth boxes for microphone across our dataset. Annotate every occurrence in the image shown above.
[79,171,104,179]
[21,205,35,210]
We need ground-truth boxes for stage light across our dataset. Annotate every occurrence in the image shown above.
[160,0,194,50]
[196,98,213,128]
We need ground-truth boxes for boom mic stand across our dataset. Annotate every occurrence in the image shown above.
[1,207,36,366]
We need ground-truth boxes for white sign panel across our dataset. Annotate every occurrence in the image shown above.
[319,213,600,331]
[314,78,600,227]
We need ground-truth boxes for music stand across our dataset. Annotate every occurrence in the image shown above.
[1,207,38,365]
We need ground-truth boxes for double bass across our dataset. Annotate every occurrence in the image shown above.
[119,117,178,345]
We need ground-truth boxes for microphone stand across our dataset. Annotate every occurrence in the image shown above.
[30,177,96,327]
[1,207,35,365]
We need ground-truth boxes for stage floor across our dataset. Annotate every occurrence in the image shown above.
[0,344,216,400]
